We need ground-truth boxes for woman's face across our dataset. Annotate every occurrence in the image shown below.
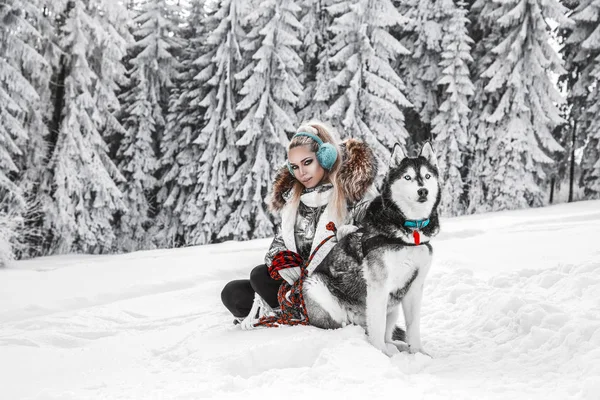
[288,145,326,188]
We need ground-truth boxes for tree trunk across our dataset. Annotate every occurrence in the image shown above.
[568,120,577,203]
[48,1,75,157]
[48,58,68,156]
[44,0,75,253]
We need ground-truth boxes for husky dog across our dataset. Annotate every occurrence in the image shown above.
[303,143,441,357]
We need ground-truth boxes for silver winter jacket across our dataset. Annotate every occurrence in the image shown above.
[264,183,375,267]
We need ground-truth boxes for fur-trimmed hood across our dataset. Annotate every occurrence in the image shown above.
[269,138,377,212]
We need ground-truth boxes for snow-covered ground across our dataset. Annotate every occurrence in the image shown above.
[1,201,599,400]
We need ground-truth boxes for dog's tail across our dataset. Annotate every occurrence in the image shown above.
[392,326,406,342]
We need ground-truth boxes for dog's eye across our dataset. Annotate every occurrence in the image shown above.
[404,175,411,181]
[425,174,431,179]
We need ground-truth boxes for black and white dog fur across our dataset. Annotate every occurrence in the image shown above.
[303,143,441,357]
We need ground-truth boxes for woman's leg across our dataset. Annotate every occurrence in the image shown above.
[249,264,281,309]
[221,279,255,318]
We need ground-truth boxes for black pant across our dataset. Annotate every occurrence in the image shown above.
[221,264,281,318]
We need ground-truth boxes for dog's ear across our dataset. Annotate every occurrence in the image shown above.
[391,143,407,167]
[420,142,437,168]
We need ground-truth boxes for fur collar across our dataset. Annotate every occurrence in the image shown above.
[269,138,377,212]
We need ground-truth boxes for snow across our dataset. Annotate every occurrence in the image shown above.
[1,200,599,400]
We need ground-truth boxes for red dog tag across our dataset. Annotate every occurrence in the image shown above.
[413,231,421,245]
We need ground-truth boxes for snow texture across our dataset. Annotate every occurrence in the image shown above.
[1,200,599,399]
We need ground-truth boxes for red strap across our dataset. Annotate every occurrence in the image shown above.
[413,231,420,245]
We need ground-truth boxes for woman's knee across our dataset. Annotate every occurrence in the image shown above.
[221,280,237,309]
[221,279,254,318]
[249,264,269,287]
[249,264,280,308]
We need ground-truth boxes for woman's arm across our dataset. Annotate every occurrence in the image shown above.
[264,228,302,285]
[264,228,287,268]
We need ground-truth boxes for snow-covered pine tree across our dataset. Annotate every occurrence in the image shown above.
[0,1,51,215]
[180,0,247,245]
[296,0,335,121]
[0,1,28,261]
[117,0,182,251]
[225,0,303,241]
[154,0,205,248]
[1,1,58,258]
[464,0,501,212]
[396,0,445,129]
[430,0,474,216]
[552,0,583,202]
[561,0,600,199]
[39,0,128,254]
[0,12,28,210]
[466,0,570,212]
[0,205,21,267]
[91,0,132,151]
[581,77,600,199]
[325,0,412,172]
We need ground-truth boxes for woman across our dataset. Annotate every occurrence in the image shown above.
[221,121,377,327]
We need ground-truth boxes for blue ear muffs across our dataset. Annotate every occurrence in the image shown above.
[287,132,338,175]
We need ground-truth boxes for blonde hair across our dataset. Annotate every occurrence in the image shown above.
[288,121,347,225]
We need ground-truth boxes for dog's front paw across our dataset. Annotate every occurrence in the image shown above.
[383,343,401,357]
[369,339,399,357]
[408,345,432,358]
[387,340,409,352]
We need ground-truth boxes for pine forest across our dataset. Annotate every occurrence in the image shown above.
[1,0,599,263]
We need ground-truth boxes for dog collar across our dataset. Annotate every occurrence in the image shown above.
[403,219,430,230]
[403,219,430,245]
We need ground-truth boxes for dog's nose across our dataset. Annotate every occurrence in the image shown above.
[418,188,428,197]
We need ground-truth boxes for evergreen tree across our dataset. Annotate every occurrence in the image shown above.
[397,0,444,128]
[431,0,474,216]
[92,0,133,148]
[117,0,182,251]
[0,1,51,213]
[184,0,246,244]
[325,0,412,171]
[0,206,21,267]
[154,0,205,248]
[297,0,335,121]
[0,1,46,259]
[1,1,60,258]
[464,0,499,212]
[40,0,128,254]
[226,0,303,241]
[466,0,570,212]
[561,0,600,198]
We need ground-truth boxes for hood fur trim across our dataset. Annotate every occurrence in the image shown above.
[269,138,377,212]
